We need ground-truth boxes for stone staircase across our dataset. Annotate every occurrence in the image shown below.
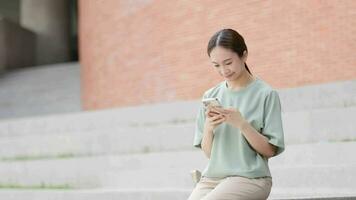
[0,64,355,199]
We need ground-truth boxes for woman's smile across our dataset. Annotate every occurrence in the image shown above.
[224,72,235,78]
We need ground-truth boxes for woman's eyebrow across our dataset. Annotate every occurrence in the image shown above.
[212,58,232,64]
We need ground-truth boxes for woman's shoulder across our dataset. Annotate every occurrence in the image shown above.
[255,77,280,95]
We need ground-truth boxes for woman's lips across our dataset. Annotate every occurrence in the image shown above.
[224,73,234,78]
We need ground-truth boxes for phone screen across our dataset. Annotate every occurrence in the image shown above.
[202,98,221,108]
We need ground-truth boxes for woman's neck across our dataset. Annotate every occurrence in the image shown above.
[226,71,255,91]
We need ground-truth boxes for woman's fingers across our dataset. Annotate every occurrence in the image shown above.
[207,115,218,122]
[212,106,231,114]
[206,108,220,117]
[211,115,225,125]
[209,106,231,114]
[209,114,225,122]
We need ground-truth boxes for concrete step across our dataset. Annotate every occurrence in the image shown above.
[0,100,199,137]
[0,189,190,200]
[0,150,207,189]
[0,188,355,200]
[0,124,196,158]
[269,142,356,166]
[282,106,356,144]
[0,62,81,119]
[279,79,356,112]
[0,102,355,158]
[269,142,356,190]
[271,188,356,199]
[0,142,355,190]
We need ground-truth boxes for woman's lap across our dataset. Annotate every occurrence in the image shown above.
[187,176,272,200]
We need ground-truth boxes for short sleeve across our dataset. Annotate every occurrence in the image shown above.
[193,94,207,148]
[262,90,285,156]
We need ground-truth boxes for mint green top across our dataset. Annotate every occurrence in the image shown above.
[193,77,285,178]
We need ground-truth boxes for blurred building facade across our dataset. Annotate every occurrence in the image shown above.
[79,0,356,111]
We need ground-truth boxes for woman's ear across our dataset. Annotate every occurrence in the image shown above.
[242,50,248,62]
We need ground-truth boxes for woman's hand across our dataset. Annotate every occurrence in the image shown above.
[210,106,246,129]
[204,106,226,132]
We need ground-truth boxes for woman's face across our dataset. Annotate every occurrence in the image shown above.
[209,46,247,81]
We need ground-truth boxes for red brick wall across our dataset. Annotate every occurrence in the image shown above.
[79,0,356,110]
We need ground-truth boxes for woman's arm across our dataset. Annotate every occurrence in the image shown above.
[201,109,225,159]
[239,120,277,158]
[201,128,214,158]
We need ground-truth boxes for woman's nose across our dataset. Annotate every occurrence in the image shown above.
[221,66,230,74]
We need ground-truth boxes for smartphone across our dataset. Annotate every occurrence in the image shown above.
[202,97,222,108]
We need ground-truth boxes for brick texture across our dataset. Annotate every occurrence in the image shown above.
[79,0,356,110]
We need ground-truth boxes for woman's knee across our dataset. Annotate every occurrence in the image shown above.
[187,177,218,200]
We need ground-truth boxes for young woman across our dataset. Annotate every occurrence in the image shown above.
[188,29,285,200]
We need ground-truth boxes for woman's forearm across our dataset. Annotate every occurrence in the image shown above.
[201,127,214,159]
[239,120,277,158]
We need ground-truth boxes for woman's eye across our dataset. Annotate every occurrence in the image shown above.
[214,65,219,68]
[226,62,232,65]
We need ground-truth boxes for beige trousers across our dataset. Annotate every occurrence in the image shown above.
[187,176,272,200]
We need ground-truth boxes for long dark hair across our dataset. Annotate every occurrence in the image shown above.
[207,29,252,74]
